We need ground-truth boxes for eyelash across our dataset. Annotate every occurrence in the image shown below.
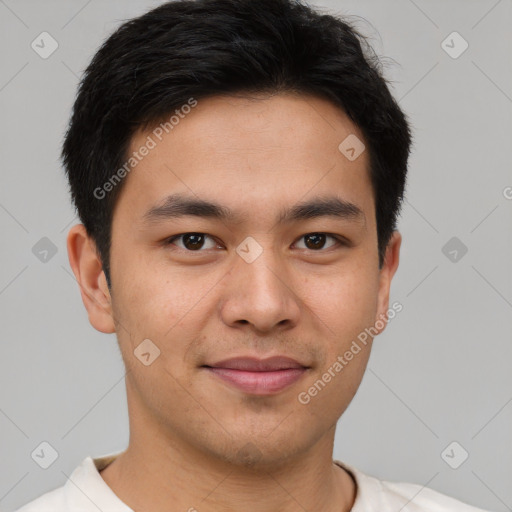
[163,232,348,252]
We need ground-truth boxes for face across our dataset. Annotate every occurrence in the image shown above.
[69,92,401,468]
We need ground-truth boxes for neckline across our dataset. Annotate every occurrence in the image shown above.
[89,453,367,511]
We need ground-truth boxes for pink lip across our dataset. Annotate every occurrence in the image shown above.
[203,356,308,395]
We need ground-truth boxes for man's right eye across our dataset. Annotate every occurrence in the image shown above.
[164,233,222,251]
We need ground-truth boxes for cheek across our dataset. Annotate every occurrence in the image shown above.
[304,263,379,335]
[112,245,180,319]
[110,253,219,365]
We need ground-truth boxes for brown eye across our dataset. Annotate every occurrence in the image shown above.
[295,233,341,251]
[166,233,218,251]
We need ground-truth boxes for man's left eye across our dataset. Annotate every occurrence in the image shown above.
[294,233,343,251]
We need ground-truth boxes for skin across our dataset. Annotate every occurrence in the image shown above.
[67,92,401,512]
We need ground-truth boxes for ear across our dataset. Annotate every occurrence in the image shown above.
[374,230,402,334]
[66,224,115,334]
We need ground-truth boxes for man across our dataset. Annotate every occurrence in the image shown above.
[15,0,492,510]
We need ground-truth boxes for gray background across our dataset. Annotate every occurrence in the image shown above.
[1,0,511,510]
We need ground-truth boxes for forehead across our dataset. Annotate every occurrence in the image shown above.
[114,93,374,227]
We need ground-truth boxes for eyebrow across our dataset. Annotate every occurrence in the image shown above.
[142,193,366,227]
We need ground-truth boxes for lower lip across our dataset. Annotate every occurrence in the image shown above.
[204,367,307,395]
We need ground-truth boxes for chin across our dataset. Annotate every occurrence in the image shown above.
[206,431,311,471]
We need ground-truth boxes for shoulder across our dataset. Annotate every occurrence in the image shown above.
[334,460,492,512]
[12,485,67,512]
[380,478,492,511]
[11,452,126,512]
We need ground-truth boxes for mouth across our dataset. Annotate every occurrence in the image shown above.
[201,356,309,395]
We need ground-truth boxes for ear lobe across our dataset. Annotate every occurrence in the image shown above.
[374,231,402,335]
[66,224,116,334]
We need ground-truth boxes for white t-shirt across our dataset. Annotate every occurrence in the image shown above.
[14,452,492,512]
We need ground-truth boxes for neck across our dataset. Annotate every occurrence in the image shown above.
[99,377,356,512]
[100,431,356,512]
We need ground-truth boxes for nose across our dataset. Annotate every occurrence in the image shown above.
[219,245,301,334]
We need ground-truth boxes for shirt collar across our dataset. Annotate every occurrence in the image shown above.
[63,451,133,511]
[64,452,383,512]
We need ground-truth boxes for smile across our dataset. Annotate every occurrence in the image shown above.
[203,367,308,395]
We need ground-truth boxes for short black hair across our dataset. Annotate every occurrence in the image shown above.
[61,0,412,288]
